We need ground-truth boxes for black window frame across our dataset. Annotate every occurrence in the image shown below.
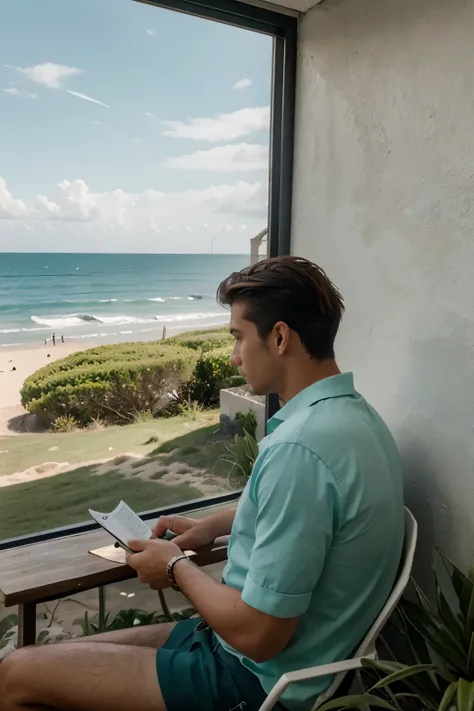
[0,0,296,551]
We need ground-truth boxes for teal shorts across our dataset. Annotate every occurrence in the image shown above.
[156,617,285,711]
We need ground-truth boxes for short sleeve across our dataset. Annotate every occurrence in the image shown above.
[241,442,340,619]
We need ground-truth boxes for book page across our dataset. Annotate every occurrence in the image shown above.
[89,501,153,549]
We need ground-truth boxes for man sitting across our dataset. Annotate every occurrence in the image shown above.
[0,256,404,711]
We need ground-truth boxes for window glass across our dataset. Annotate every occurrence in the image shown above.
[0,0,272,542]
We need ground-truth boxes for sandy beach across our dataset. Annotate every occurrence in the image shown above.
[0,342,88,436]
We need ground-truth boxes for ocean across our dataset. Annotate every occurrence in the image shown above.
[0,253,249,347]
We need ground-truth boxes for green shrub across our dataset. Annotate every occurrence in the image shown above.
[167,327,233,353]
[53,415,79,433]
[226,374,247,389]
[21,342,198,427]
[235,410,258,440]
[166,328,243,407]
[189,345,239,406]
[221,429,259,481]
[178,400,205,421]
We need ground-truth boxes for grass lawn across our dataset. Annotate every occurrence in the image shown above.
[0,410,243,540]
[0,411,220,477]
[153,424,233,473]
[0,468,202,540]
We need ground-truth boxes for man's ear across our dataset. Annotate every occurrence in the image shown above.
[274,322,290,354]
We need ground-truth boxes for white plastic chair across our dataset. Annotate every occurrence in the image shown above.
[257,507,418,711]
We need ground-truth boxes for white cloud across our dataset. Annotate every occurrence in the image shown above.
[146,29,156,36]
[163,143,268,172]
[233,78,252,90]
[145,112,155,118]
[35,194,61,217]
[66,90,110,108]
[4,86,38,99]
[17,62,82,89]
[0,176,267,237]
[0,177,30,218]
[91,120,103,125]
[162,106,270,142]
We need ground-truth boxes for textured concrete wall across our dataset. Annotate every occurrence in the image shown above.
[292,0,474,574]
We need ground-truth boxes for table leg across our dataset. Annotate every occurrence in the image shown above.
[17,603,36,647]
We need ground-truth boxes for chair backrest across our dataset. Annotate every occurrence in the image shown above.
[313,507,418,708]
[354,507,418,657]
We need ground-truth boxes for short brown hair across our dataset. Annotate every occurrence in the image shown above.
[217,256,344,360]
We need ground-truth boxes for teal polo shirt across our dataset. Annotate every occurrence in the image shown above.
[219,372,404,710]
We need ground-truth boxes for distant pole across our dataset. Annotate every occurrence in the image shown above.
[211,227,223,254]
[162,326,167,340]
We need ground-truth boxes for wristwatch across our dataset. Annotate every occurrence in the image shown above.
[167,554,189,591]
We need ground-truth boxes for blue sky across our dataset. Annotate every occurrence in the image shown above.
[0,0,272,253]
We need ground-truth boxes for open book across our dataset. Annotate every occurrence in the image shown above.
[89,500,154,553]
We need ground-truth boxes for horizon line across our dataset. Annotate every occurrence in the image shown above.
[0,251,249,256]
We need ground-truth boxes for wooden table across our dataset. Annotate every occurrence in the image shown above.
[0,526,229,647]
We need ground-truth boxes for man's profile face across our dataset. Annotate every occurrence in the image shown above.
[229,302,279,396]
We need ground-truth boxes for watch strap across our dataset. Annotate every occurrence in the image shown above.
[167,554,188,591]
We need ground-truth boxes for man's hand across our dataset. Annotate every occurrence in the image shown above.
[125,539,182,590]
[153,515,217,551]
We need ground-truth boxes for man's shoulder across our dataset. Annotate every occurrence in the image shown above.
[266,394,363,453]
[262,393,402,485]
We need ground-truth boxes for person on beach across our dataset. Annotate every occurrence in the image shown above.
[0,256,404,711]
[52,333,56,347]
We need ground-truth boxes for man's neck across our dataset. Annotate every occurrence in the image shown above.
[278,360,341,405]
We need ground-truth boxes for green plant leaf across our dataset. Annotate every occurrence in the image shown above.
[467,633,474,679]
[466,585,474,646]
[457,679,474,711]
[0,614,18,642]
[436,581,465,647]
[362,659,406,674]
[440,550,473,621]
[434,548,463,621]
[401,599,468,675]
[368,664,436,691]
[363,657,442,710]
[379,623,444,707]
[438,682,458,711]
[317,694,397,711]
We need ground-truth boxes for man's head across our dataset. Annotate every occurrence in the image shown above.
[217,256,344,396]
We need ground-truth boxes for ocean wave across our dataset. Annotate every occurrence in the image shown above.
[146,295,204,302]
[29,311,225,330]
[31,314,150,329]
[58,295,206,305]
[0,326,50,335]
[31,315,101,328]
[153,312,223,323]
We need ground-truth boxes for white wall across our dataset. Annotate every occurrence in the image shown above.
[292,0,474,573]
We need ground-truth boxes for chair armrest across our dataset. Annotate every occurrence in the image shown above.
[257,654,375,711]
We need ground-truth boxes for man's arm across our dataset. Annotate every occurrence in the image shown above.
[153,506,236,549]
[130,443,337,662]
[199,506,236,539]
[172,557,298,663]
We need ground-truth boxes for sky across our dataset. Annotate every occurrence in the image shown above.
[0,0,272,254]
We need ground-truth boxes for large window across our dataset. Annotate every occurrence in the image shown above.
[0,0,295,546]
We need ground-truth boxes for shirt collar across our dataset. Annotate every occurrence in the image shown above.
[268,372,356,433]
